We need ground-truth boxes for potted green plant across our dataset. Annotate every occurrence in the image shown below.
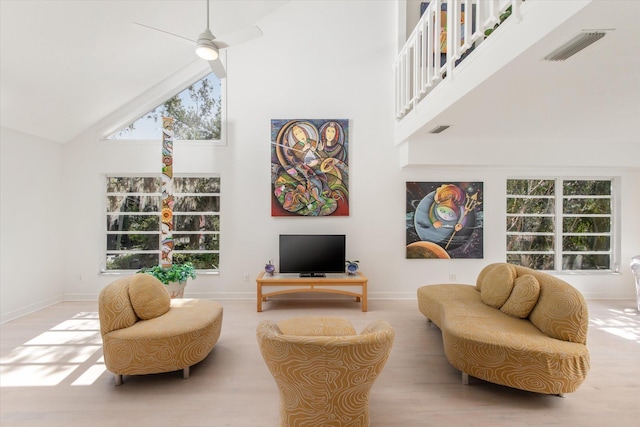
[484,5,513,36]
[138,262,197,298]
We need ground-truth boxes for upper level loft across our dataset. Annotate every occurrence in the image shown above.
[393,0,638,169]
[396,0,521,122]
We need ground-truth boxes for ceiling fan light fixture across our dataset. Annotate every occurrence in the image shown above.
[195,30,219,60]
[196,42,218,61]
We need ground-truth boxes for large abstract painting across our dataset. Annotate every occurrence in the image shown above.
[406,181,483,259]
[271,119,349,216]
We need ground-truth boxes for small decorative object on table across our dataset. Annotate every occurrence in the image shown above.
[137,262,197,298]
[265,260,276,275]
[631,255,640,311]
[345,260,360,275]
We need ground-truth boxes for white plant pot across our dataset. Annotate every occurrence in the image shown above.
[165,280,187,298]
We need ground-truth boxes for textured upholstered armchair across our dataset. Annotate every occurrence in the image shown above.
[98,274,223,385]
[256,316,395,427]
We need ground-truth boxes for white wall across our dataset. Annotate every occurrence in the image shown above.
[2,1,637,321]
[0,127,65,322]
[400,165,640,300]
[62,0,405,301]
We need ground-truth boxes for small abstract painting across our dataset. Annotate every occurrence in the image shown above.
[161,117,174,268]
[406,181,483,259]
[271,119,349,216]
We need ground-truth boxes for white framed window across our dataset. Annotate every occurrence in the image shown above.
[506,178,617,272]
[104,175,220,272]
[106,72,225,144]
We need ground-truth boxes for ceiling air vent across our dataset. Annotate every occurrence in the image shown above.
[429,125,450,134]
[544,32,606,61]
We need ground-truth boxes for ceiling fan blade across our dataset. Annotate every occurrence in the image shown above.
[217,25,263,48]
[209,59,227,79]
[213,40,229,50]
[133,21,196,45]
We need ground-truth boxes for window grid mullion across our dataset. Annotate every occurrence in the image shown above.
[506,177,615,272]
[107,231,160,235]
[105,175,220,272]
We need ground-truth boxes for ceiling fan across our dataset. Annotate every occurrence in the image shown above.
[134,0,262,79]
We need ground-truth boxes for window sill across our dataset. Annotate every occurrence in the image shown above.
[99,270,220,276]
[552,270,621,276]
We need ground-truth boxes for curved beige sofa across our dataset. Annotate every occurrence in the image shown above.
[98,274,223,385]
[256,316,395,427]
[417,263,590,396]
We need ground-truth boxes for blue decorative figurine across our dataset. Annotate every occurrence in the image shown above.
[265,260,276,275]
[345,260,359,275]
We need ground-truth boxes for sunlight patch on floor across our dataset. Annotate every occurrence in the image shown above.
[0,364,80,386]
[1,344,101,364]
[590,307,640,343]
[0,312,106,387]
[72,357,107,386]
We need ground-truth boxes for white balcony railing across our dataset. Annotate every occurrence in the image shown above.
[395,0,523,120]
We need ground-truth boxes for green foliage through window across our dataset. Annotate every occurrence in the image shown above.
[107,73,222,141]
[506,178,615,272]
[105,176,220,271]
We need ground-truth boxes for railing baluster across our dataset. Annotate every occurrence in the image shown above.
[474,0,485,47]
[404,46,410,111]
[426,7,433,89]
[463,0,471,50]
[411,36,420,107]
[421,27,425,95]
[485,0,500,29]
[446,0,455,77]
[512,0,523,21]
[395,0,524,119]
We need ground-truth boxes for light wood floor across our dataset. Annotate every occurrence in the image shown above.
[1,298,639,426]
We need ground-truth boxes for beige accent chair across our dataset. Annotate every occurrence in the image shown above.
[98,274,223,385]
[256,316,394,427]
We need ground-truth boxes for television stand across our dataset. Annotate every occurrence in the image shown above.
[256,271,367,312]
[299,273,326,278]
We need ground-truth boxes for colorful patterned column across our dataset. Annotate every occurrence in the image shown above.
[161,117,174,268]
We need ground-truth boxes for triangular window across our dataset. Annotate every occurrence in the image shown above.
[107,72,223,142]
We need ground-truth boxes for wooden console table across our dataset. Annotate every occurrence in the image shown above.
[256,271,368,312]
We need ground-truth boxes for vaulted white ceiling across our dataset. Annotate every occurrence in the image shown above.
[1,0,639,147]
[0,0,286,143]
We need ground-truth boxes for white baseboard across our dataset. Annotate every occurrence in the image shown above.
[1,295,64,324]
[5,290,633,324]
[28,289,639,302]
[62,291,419,301]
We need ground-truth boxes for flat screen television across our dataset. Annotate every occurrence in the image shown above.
[279,234,346,277]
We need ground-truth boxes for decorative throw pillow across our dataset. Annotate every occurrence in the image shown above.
[99,278,138,332]
[500,274,541,318]
[476,263,500,291]
[480,263,517,308]
[128,274,171,320]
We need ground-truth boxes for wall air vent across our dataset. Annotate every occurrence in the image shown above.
[429,125,450,134]
[544,32,606,61]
